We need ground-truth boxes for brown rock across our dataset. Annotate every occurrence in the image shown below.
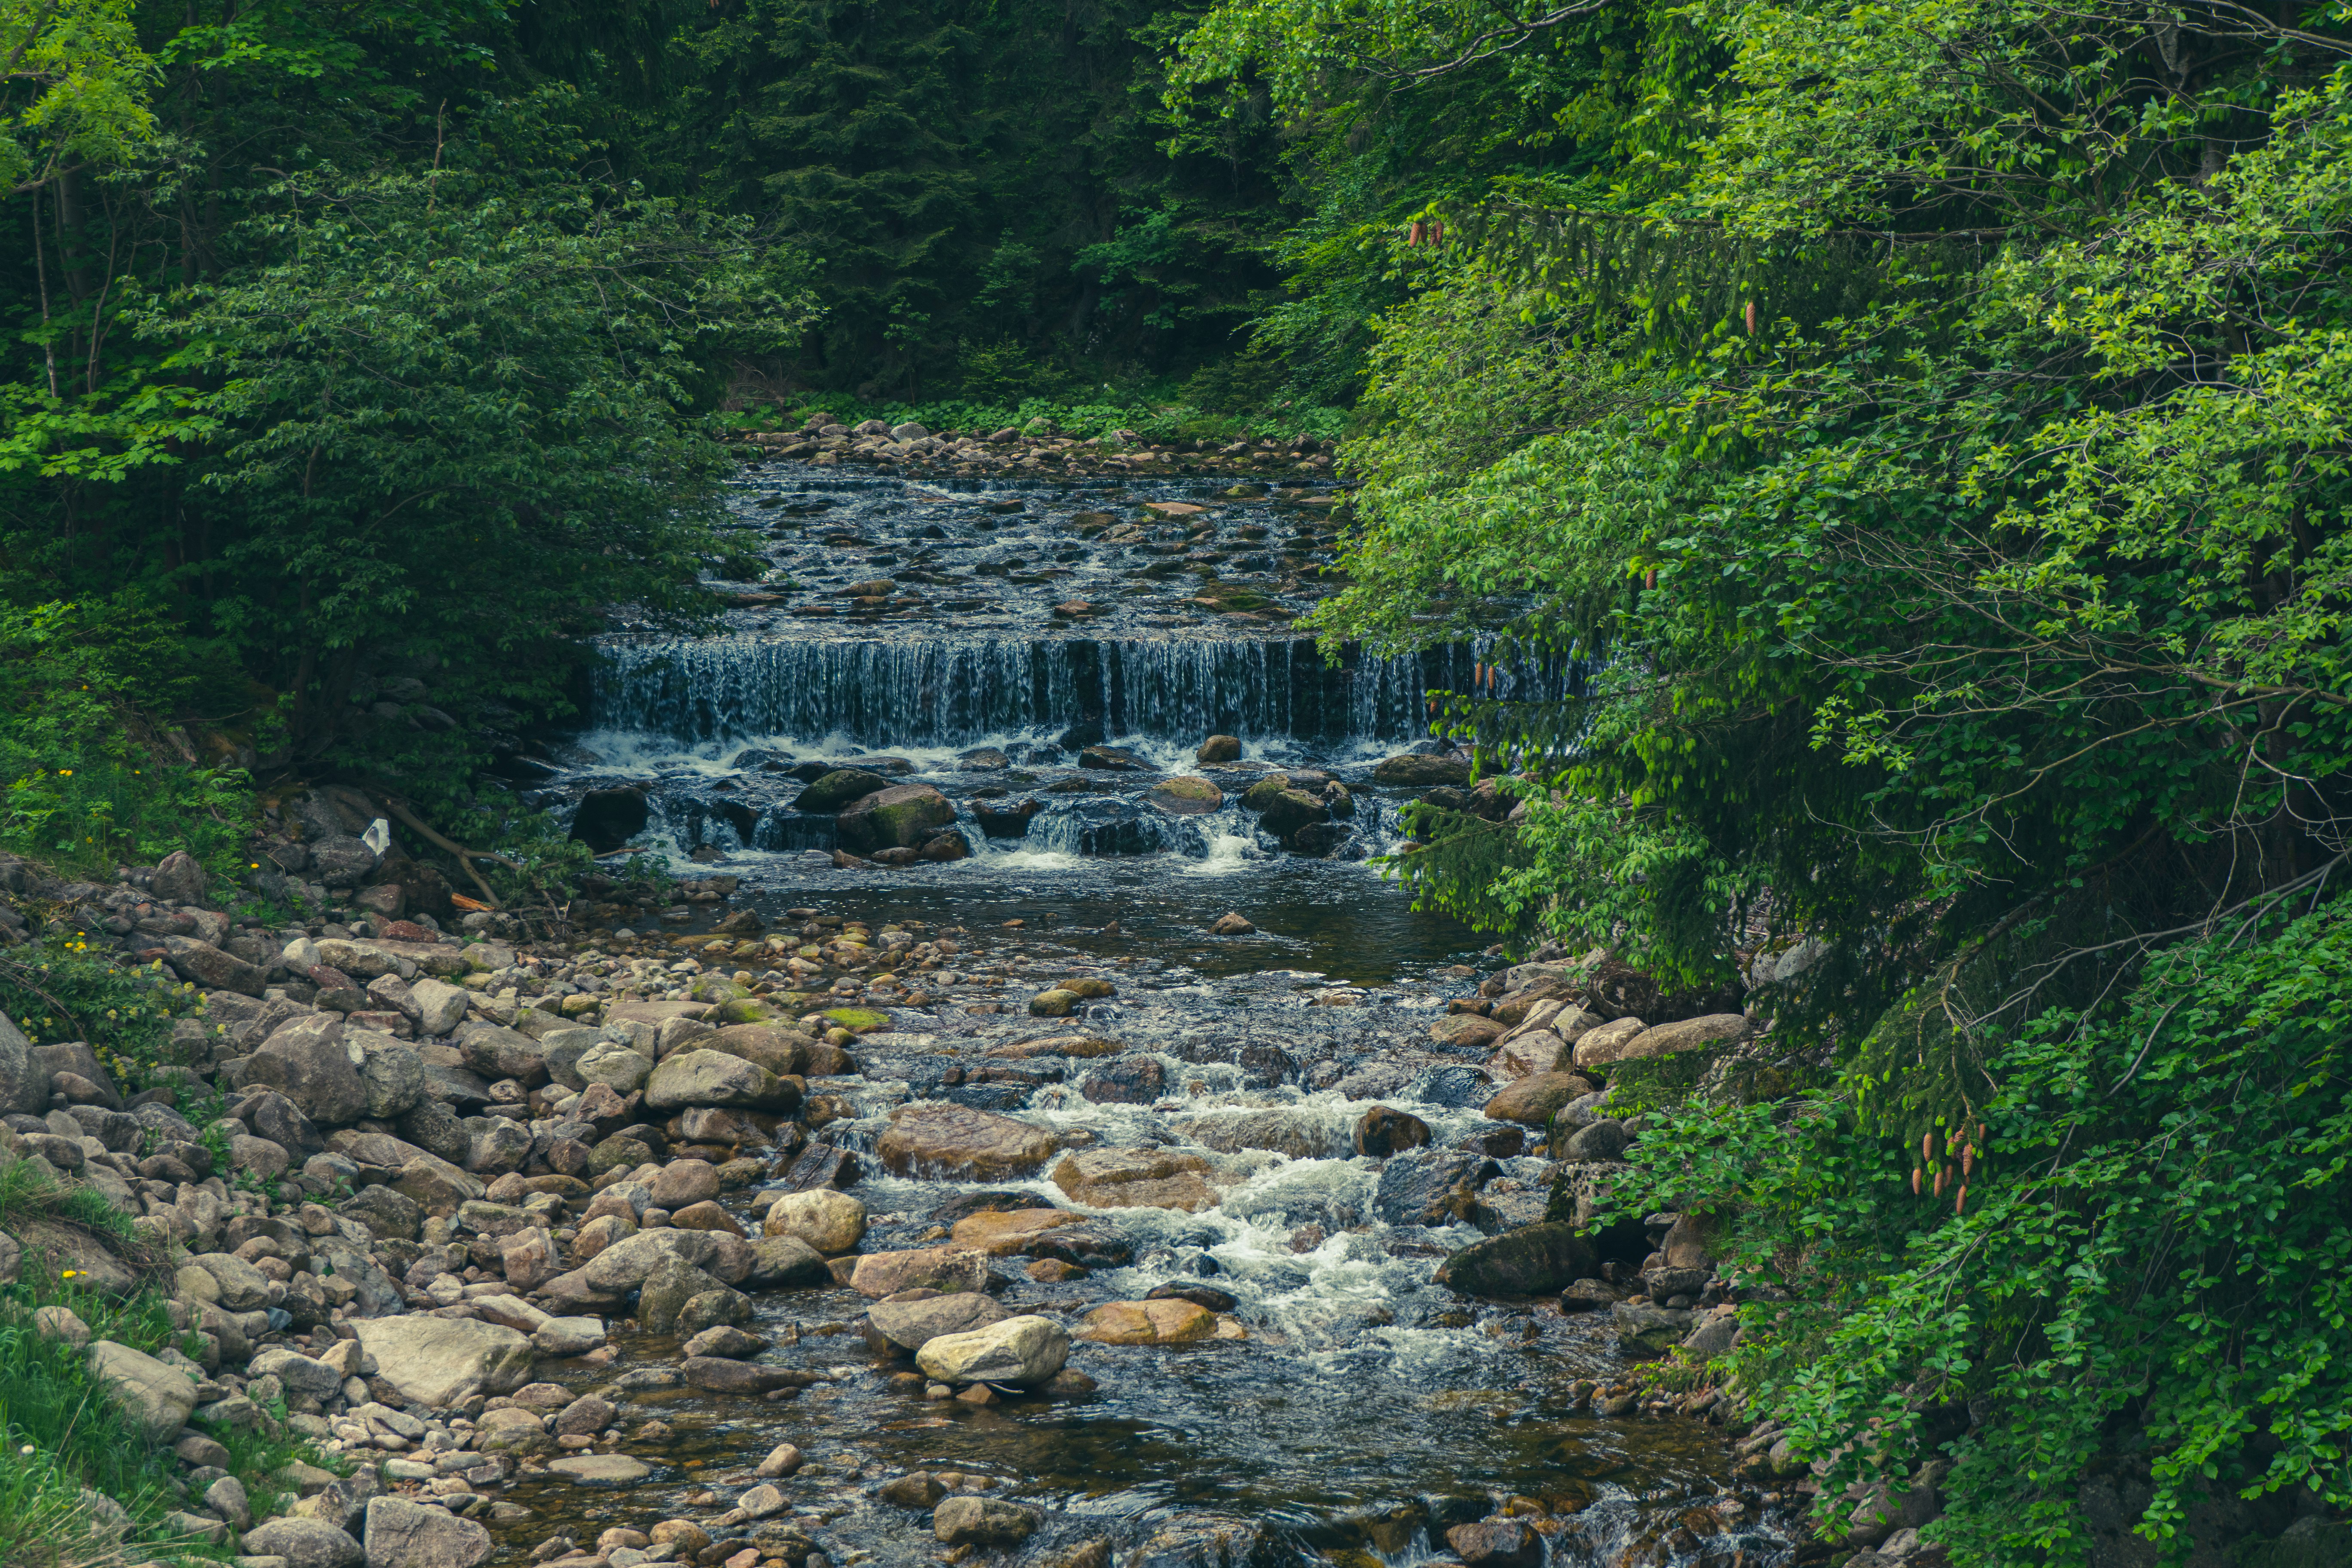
[1577,1013,1753,1069]
[949,1209,1084,1255]
[1481,1072,1597,1126]
[1048,1148,1222,1211]
[1075,1299,1217,1345]
[876,1104,1057,1180]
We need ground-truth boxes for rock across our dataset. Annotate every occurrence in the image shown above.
[646,1050,799,1112]
[353,1036,425,1120]
[648,1159,720,1209]
[545,1454,651,1485]
[190,1251,273,1311]
[680,1324,763,1359]
[1027,989,1081,1018]
[1580,1012,1754,1069]
[405,978,471,1036]
[1444,1519,1542,1568]
[1374,753,1470,786]
[791,769,888,812]
[86,1340,199,1439]
[744,1234,830,1289]
[754,1443,804,1478]
[250,1347,343,1401]
[1567,1015,1645,1066]
[948,1209,1084,1255]
[1148,777,1222,815]
[837,784,956,854]
[1482,1072,1596,1125]
[1353,1105,1431,1157]
[1253,788,1326,843]
[1429,1013,1505,1050]
[868,1294,1012,1354]
[876,1104,1056,1180]
[1372,1152,1491,1227]
[1612,1301,1695,1358]
[1076,1299,1217,1345]
[457,1024,545,1084]
[151,849,208,903]
[879,1473,946,1509]
[1176,1108,1344,1160]
[915,1314,1071,1387]
[244,1518,364,1568]
[1434,1223,1594,1296]
[1560,1119,1630,1161]
[636,1256,729,1334]
[761,1189,867,1253]
[849,1247,989,1298]
[34,1306,89,1347]
[205,1473,252,1529]
[932,1497,1041,1548]
[1209,912,1255,936]
[1078,1057,1166,1105]
[243,1015,369,1124]
[577,1228,752,1290]
[534,1316,608,1357]
[551,1394,616,1436]
[680,1359,813,1395]
[1196,735,1242,764]
[1050,1147,1220,1210]
[363,1497,492,1568]
[1682,1312,1739,1357]
[351,1316,533,1406]
[164,935,267,997]
[0,1010,46,1115]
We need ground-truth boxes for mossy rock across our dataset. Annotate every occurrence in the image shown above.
[793,769,889,813]
[708,998,775,1025]
[815,1007,889,1033]
[1240,775,1292,812]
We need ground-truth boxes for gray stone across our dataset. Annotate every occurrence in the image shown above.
[1433,1223,1594,1297]
[914,1314,1069,1386]
[164,936,268,998]
[245,1519,364,1568]
[361,1497,490,1568]
[0,1011,46,1115]
[932,1497,1041,1548]
[352,1035,425,1120]
[150,850,208,904]
[645,1050,799,1112]
[866,1293,1011,1354]
[86,1340,198,1439]
[245,1015,367,1125]
[350,1316,533,1406]
[405,978,471,1037]
[574,1041,651,1096]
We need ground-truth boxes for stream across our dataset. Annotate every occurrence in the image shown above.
[496,457,1798,1567]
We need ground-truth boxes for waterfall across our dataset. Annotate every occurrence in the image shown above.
[591,634,1565,750]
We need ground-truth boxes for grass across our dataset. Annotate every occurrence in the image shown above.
[0,1160,337,1568]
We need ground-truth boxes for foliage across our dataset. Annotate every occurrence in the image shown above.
[0,945,205,1066]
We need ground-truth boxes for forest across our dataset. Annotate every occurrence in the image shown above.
[5,0,2352,1561]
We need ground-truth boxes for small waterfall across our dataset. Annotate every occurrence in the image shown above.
[592,634,1565,750]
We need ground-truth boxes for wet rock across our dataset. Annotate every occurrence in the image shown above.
[1177,1108,1344,1160]
[1050,1147,1221,1211]
[1148,777,1222,815]
[1077,1299,1217,1345]
[245,1517,364,1568]
[1253,788,1327,845]
[1209,911,1255,936]
[761,1188,867,1253]
[879,1473,946,1509]
[837,784,956,853]
[1079,1057,1166,1104]
[576,1228,753,1290]
[1482,1071,1597,1125]
[363,1497,492,1568]
[1444,1519,1542,1568]
[1028,988,1082,1018]
[546,1454,652,1485]
[781,1142,861,1190]
[637,1256,728,1333]
[915,1314,1070,1385]
[928,1189,1056,1225]
[1373,754,1470,787]
[1197,735,1242,764]
[679,1359,814,1396]
[849,1246,990,1298]
[1354,1105,1431,1157]
[1489,1030,1567,1079]
[876,1104,1057,1180]
[1146,1282,1238,1313]
[1613,1301,1696,1358]
[648,1159,720,1209]
[681,1324,765,1360]
[352,1316,534,1405]
[1429,1013,1505,1050]
[533,1316,608,1357]
[933,1497,1041,1548]
[866,1293,1012,1354]
[1435,1222,1594,1296]
[947,1208,1083,1255]
[1559,1118,1629,1162]
[792,769,888,812]
[573,788,650,852]
[1373,1151,1493,1227]
[745,1235,830,1289]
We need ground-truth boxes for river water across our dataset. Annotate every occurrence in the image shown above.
[501,459,1797,1567]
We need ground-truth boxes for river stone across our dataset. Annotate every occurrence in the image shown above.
[1354,1104,1432,1157]
[547,1454,651,1486]
[1583,1013,1755,1069]
[1027,989,1081,1018]
[363,1496,491,1568]
[164,935,268,997]
[1175,1109,1344,1160]
[949,1208,1084,1254]
[1255,788,1326,843]
[352,1316,533,1406]
[1076,1299,1217,1345]
[637,1256,727,1334]
[534,1316,609,1357]
[1433,1222,1594,1297]
[1490,1030,1567,1079]
[1197,735,1241,764]
[1613,1301,1697,1358]
[1482,1072,1597,1126]
[647,1159,720,1209]
[933,1497,1042,1548]
[574,1040,652,1096]
[989,1033,1123,1060]
[916,1314,1070,1385]
[1568,1015,1645,1066]
[578,1228,753,1290]
[792,769,888,813]
[1444,1519,1542,1568]
[706,1024,814,1077]
[245,1518,364,1568]
[86,1340,199,1439]
[1049,1148,1221,1211]
[876,1104,1057,1179]
[1429,1013,1505,1050]
[745,1234,831,1289]
[837,784,956,853]
[849,1246,989,1298]
[646,1049,799,1112]
[1148,777,1222,815]
[868,1294,1013,1354]
[761,1189,867,1253]
[1373,1152,1492,1227]
[1560,1118,1630,1162]
[1372,753,1470,786]
[457,1024,545,1084]
[0,1011,45,1115]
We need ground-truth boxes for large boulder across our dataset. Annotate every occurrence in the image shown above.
[1049,1148,1221,1211]
[914,1315,1070,1385]
[150,848,208,903]
[646,1050,800,1112]
[866,1294,1011,1355]
[848,1247,989,1298]
[1578,1013,1754,1069]
[163,936,267,998]
[351,1316,534,1406]
[352,1034,426,1119]
[791,769,888,813]
[1175,1109,1346,1161]
[244,1015,368,1124]
[86,1340,199,1439]
[245,1518,364,1568]
[1147,777,1223,815]
[876,1104,1057,1180]
[456,1025,545,1085]
[1481,1072,1596,1126]
[0,1011,49,1116]
[705,1024,814,1078]
[577,1228,753,1291]
[1253,788,1326,844]
[761,1190,866,1254]
[1372,753,1470,786]
[576,1040,652,1096]
[363,1497,492,1568]
[406,977,472,1037]
[1433,1222,1594,1297]
[836,784,956,854]
[1076,1299,1218,1345]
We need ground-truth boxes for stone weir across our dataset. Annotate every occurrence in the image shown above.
[590,633,1536,754]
